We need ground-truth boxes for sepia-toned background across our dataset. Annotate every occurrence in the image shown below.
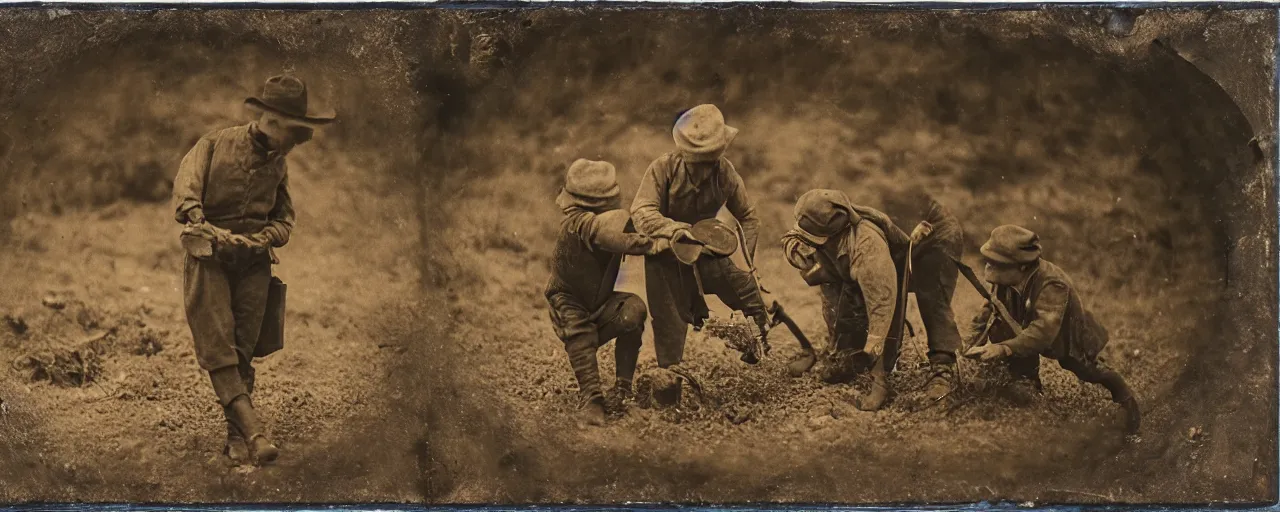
[0,6,1275,505]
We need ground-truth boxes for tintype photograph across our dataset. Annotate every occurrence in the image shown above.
[0,5,1276,507]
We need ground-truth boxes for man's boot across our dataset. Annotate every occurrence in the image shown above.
[820,349,860,384]
[923,357,958,402]
[740,313,771,365]
[1120,396,1141,436]
[577,396,607,427]
[854,371,890,411]
[222,406,250,464]
[614,331,641,403]
[228,395,279,465]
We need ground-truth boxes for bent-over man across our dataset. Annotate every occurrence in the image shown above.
[963,225,1141,435]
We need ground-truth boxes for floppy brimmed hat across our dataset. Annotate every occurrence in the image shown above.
[980,225,1042,264]
[245,75,337,126]
[792,189,857,246]
[673,104,739,162]
[556,159,622,210]
[671,218,739,265]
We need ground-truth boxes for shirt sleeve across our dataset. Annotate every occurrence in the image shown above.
[630,158,687,239]
[848,228,899,349]
[171,137,213,223]
[261,166,296,247]
[722,160,760,261]
[970,300,993,335]
[1000,282,1068,357]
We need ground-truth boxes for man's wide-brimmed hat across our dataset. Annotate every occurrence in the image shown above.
[673,104,739,162]
[981,225,1042,264]
[245,75,337,126]
[671,218,739,265]
[556,158,622,211]
[792,189,858,246]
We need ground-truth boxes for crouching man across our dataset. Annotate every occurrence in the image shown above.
[779,189,905,411]
[963,225,1141,436]
[172,75,334,465]
[546,159,659,427]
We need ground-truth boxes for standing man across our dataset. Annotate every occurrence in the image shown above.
[780,189,905,411]
[631,104,769,386]
[963,225,1141,435]
[546,159,657,427]
[879,186,965,401]
[172,75,334,465]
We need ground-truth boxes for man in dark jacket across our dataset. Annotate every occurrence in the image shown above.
[547,159,659,427]
[963,225,1141,435]
[171,75,334,465]
[631,104,769,378]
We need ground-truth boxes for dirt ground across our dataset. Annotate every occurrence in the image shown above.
[0,144,417,501]
[0,8,1275,505]
[415,11,1276,503]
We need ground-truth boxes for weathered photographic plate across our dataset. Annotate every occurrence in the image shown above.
[0,5,1275,507]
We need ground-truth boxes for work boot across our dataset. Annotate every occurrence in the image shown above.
[228,395,279,465]
[923,363,957,402]
[222,407,250,465]
[248,434,280,464]
[854,372,890,411]
[577,396,606,427]
[1120,396,1141,436]
[1002,377,1042,407]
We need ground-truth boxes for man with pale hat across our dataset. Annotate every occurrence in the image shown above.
[171,74,335,465]
[780,189,910,411]
[631,104,769,379]
[547,159,660,426]
[963,225,1140,435]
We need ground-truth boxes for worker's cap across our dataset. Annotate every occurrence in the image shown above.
[980,225,1042,264]
[792,189,856,245]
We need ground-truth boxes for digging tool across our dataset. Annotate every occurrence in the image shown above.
[728,216,779,366]
[951,257,1023,348]
[766,301,817,377]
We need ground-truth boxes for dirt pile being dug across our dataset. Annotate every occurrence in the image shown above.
[406,8,1276,504]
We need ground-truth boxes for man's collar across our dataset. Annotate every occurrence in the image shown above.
[1014,264,1041,296]
[248,122,277,154]
[678,157,718,185]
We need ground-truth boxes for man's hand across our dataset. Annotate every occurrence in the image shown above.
[186,207,206,225]
[910,221,933,245]
[227,233,270,252]
[864,335,885,359]
[647,237,671,256]
[672,228,699,244]
[963,343,1013,361]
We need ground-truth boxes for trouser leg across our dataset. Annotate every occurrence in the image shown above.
[184,256,240,372]
[596,293,647,390]
[698,256,766,318]
[645,255,694,368]
[1006,354,1042,385]
[1059,357,1134,403]
[829,283,870,353]
[564,332,604,406]
[231,256,272,367]
[1059,355,1139,433]
[552,301,605,407]
[911,249,961,365]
